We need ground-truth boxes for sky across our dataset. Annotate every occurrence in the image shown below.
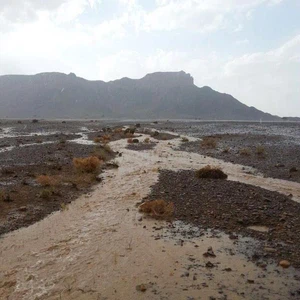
[0,0,299,117]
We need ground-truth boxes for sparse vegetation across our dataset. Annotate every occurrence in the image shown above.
[94,137,101,143]
[39,188,53,199]
[125,132,134,138]
[144,137,150,143]
[124,127,136,135]
[222,147,230,154]
[73,156,102,173]
[239,148,251,156]
[1,168,14,175]
[113,127,123,134]
[92,148,109,161]
[127,138,134,144]
[195,165,228,179]
[36,175,57,186]
[181,137,189,142]
[201,137,217,148]
[139,199,174,219]
[101,135,111,143]
[256,145,266,156]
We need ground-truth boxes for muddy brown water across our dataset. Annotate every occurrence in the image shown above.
[0,134,300,299]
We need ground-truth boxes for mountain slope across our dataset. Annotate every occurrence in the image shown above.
[0,71,280,120]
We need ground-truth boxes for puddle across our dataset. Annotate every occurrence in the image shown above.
[247,225,270,233]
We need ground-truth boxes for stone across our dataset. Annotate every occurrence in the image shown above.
[203,247,216,258]
[205,261,214,268]
[136,284,147,292]
[279,260,291,268]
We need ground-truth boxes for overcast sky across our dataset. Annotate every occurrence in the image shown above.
[0,0,299,116]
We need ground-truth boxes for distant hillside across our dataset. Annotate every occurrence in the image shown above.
[0,71,280,120]
[282,117,300,122]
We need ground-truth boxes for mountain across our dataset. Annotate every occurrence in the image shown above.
[0,71,280,120]
[282,117,300,122]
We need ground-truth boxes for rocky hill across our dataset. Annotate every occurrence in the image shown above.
[0,71,280,120]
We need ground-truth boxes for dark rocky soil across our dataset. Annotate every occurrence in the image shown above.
[147,131,179,141]
[126,142,157,151]
[180,134,300,183]
[0,120,117,236]
[144,170,300,268]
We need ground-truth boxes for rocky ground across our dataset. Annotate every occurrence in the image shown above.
[0,120,134,235]
[143,170,300,268]
[147,121,300,184]
[126,142,157,151]
[179,134,300,183]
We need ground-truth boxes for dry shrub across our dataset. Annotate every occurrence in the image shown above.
[195,165,228,179]
[239,148,251,156]
[93,148,109,161]
[201,137,217,148]
[73,156,102,173]
[1,168,14,175]
[127,138,134,144]
[222,147,230,154]
[94,137,101,143]
[144,137,150,143]
[67,173,98,187]
[139,200,174,219]
[125,132,134,138]
[36,175,57,186]
[39,188,53,199]
[92,145,113,161]
[100,135,111,143]
[114,127,123,134]
[181,137,189,142]
[256,146,265,156]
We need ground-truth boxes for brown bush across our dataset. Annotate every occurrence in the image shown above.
[144,137,150,143]
[94,137,101,143]
[181,137,189,142]
[127,138,134,144]
[93,148,109,161]
[113,127,123,134]
[125,132,134,138]
[139,200,174,219]
[201,137,217,148]
[36,175,57,186]
[195,165,228,179]
[73,156,102,173]
[239,148,251,156]
[100,135,111,144]
[222,147,230,154]
[256,146,265,156]
[67,173,98,187]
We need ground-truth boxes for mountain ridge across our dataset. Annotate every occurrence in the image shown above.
[0,71,281,120]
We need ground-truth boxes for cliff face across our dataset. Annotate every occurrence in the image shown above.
[0,71,280,120]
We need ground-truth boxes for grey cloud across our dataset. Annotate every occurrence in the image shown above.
[0,0,69,23]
